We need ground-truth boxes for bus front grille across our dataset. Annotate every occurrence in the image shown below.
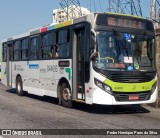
[97,69,156,83]
[108,73,155,83]
[113,92,151,102]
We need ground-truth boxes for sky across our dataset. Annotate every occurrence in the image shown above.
[0,0,152,60]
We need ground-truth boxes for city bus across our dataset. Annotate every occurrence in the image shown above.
[1,13,158,108]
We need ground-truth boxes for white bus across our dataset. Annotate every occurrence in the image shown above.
[1,13,158,108]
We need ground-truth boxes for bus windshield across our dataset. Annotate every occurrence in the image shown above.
[93,31,155,72]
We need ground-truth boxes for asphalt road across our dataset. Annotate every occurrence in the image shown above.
[0,82,160,138]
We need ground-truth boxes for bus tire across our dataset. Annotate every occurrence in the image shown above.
[16,76,24,96]
[60,82,72,108]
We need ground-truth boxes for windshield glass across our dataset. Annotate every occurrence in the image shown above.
[93,31,155,72]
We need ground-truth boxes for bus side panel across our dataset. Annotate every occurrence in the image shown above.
[11,59,72,98]
[26,61,42,96]
[12,61,28,89]
[41,59,72,98]
[1,62,7,86]
[39,60,55,97]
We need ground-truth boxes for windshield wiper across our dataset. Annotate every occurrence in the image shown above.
[112,29,129,57]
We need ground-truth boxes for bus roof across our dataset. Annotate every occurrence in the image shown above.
[105,12,145,19]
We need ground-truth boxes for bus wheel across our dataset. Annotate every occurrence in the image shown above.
[16,77,24,96]
[60,83,72,108]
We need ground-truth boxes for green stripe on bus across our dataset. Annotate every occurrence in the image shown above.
[105,12,144,19]
[65,68,71,80]
[104,79,155,92]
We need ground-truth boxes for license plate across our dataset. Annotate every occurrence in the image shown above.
[129,96,139,100]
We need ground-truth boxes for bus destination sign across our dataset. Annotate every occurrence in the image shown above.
[96,14,154,30]
[107,17,143,29]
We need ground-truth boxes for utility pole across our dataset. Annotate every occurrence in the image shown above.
[150,0,158,27]
[151,0,160,108]
[107,0,142,17]
[150,0,160,24]
[150,0,156,20]
[59,0,82,21]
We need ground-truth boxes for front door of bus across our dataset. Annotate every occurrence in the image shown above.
[72,28,86,101]
[6,43,12,86]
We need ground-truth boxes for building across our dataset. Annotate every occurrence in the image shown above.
[53,5,90,23]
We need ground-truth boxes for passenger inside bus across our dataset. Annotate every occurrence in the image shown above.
[54,44,59,58]
[49,45,58,58]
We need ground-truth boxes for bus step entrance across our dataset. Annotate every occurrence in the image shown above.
[72,99,85,103]
[77,92,85,100]
[77,85,85,100]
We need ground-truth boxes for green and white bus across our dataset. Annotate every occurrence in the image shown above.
[1,13,158,107]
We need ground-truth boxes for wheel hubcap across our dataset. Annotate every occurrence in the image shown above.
[62,88,71,101]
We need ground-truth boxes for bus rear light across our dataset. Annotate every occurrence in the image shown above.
[89,87,92,90]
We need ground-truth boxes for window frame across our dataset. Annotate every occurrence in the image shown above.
[40,31,54,60]
[21,37,29,61]
[2,43,7,62]
[29,35,39,60]
[55,28,71,59]
[13,40,21,61]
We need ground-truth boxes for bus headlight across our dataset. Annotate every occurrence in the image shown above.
[151,81,157,94]
[94,78,112,94]
[104,85,111,92]
[95,79,103,89]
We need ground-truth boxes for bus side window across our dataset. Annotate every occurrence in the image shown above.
[22,38,29,60]
[41,32,54,59]
[30,37,38,60]
[13,41,20,61]
[56,29,70,58]
[2,43,7,62]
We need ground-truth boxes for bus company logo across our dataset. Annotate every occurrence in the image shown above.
[2,130,11,135]
[132,85,136,91]
[29,64,39,69]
